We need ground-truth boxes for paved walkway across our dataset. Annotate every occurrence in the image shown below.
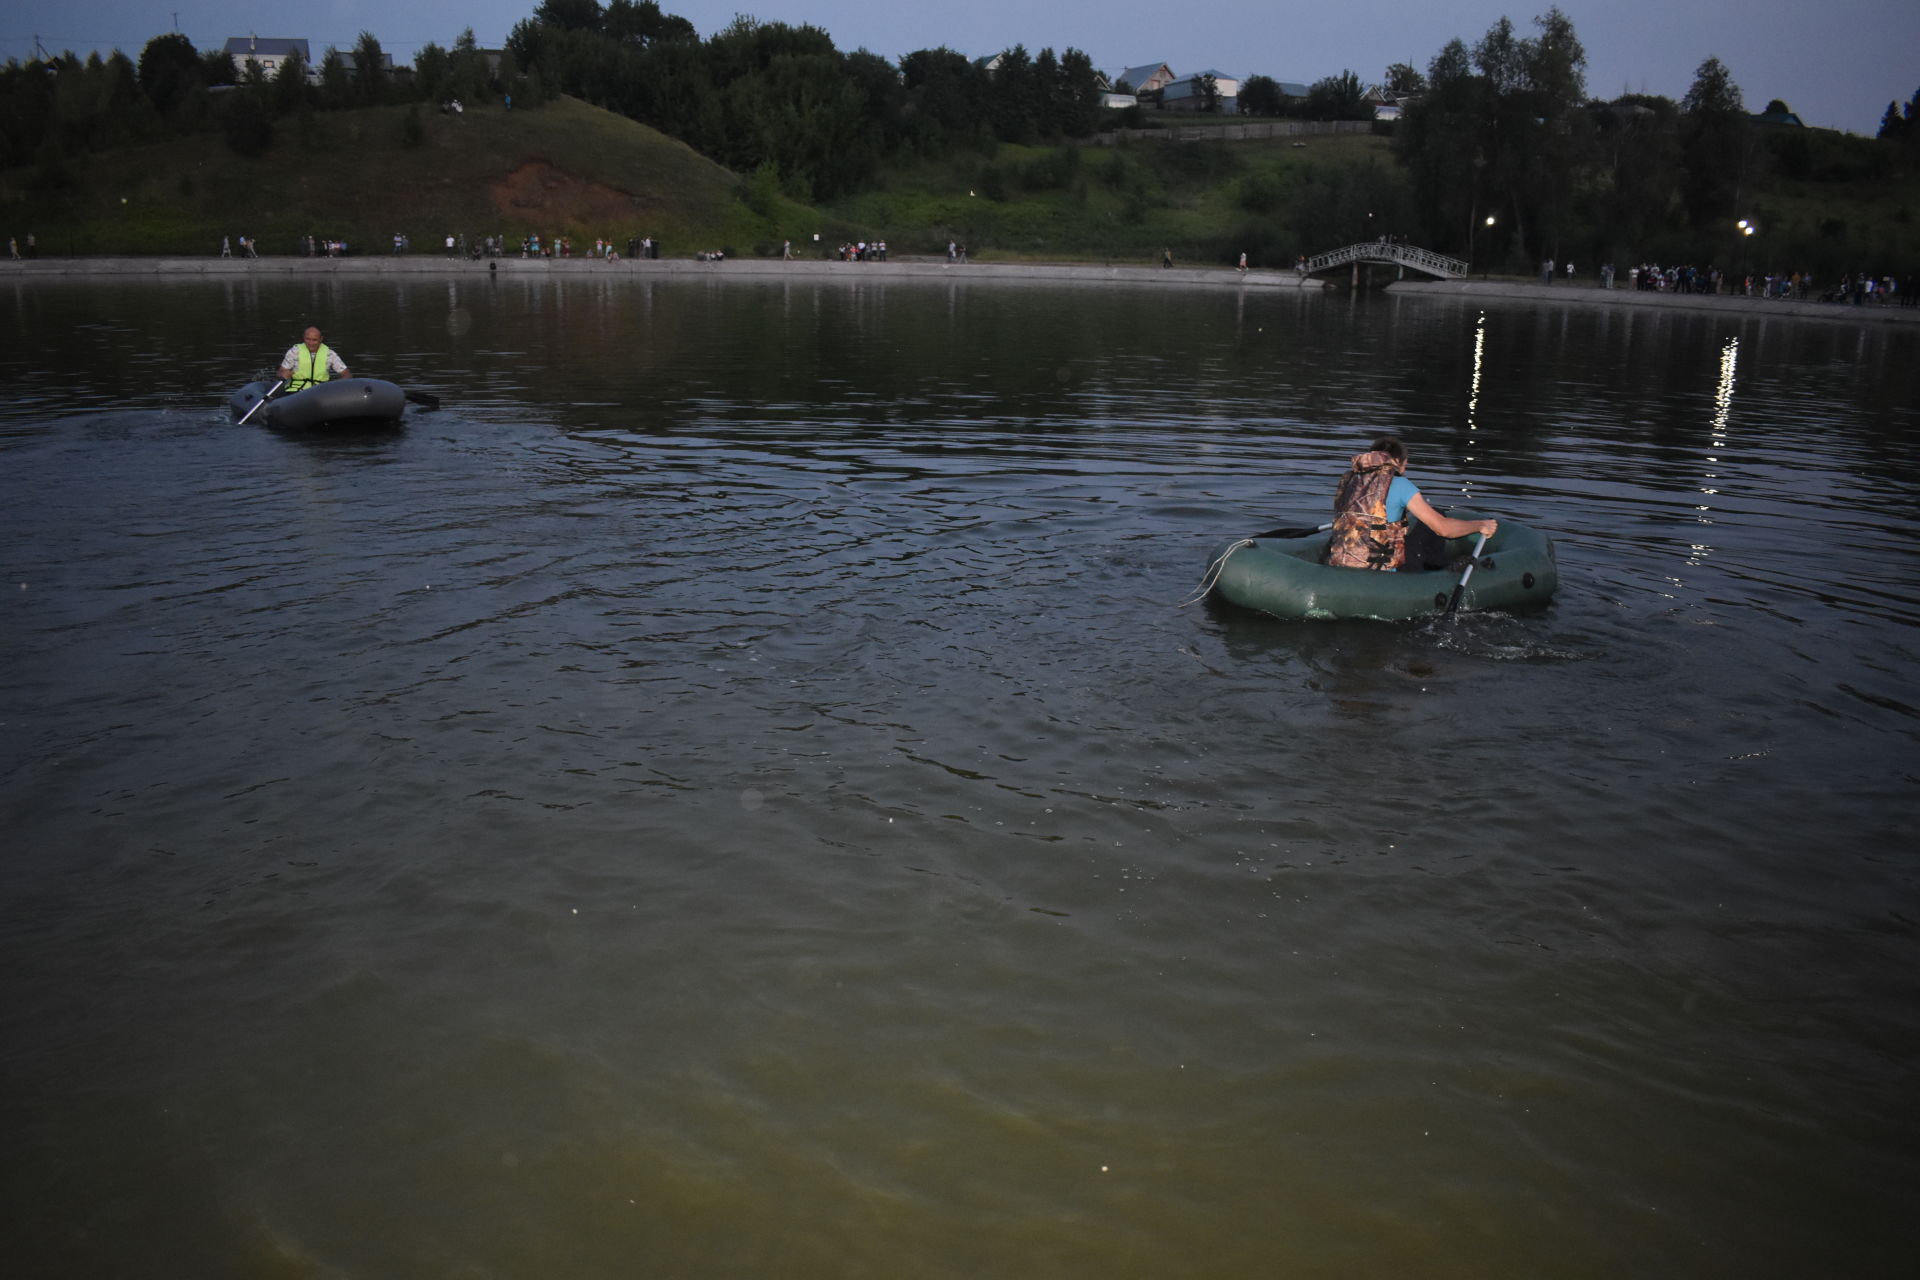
[0,254,1324,291]
[6,255,1914,326]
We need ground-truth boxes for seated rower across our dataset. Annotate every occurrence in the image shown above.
[1326,436,1497,571]
[277,326,351,391]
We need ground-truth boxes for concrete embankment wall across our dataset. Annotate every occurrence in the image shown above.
[1390,277,1920,327]
[0,255,1329,291]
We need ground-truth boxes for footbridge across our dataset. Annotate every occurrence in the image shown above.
[1306,241,1466,281]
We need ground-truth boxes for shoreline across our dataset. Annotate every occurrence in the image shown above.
[5,255,1915,327]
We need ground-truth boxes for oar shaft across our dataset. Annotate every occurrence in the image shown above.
[1442,531,1489,615]
[236,380,279,425]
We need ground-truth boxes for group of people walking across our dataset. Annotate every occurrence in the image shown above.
[7,233,35,259]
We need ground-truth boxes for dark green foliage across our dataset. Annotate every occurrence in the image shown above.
[1239,75,1284,118]
[1238,171,1284,214]
[1680,55,1747,229]
[353,32,389,106]
[1306,71,1368,121]
[138,33,202,117]
[1395,9,1591,260]
[223,90,274,156]
[273,50,309,117]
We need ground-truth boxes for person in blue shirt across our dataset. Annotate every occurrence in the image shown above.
[1326,436,1497,570]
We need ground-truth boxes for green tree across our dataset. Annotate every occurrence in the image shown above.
[1240,74,1284,117]
[273,49,308,117]
[137,33,202,117]
[535,0,607,32]
[352,32,388,105]
[1522,7,1589,261]
[1055,48,1100,137]
[449,28,491,103]
[317,48,351,108]
[1394,38,1487,256]
[200,47,236,87]
[414,42,451,102]
[1385,62,1426,95]
[1680,55,1747,228]
[1305,70,1365,120]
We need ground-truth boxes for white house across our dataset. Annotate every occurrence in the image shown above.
[1110,62,1176,95]
[221,36,310,78]
[1161,70,1242,113]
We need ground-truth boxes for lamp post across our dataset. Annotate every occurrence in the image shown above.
[1737,218,1756,295]
[1470,214,1495,279]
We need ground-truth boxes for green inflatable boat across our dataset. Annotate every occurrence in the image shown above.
[1205,510,1558,620]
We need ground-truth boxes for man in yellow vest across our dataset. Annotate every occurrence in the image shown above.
[277,326,351,390]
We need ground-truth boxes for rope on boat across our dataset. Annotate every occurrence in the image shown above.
[1179,538,1254,607]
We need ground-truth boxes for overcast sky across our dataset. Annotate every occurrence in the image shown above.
[5,0,1914,134]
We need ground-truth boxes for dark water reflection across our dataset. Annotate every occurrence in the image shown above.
[2,275,1916,1277]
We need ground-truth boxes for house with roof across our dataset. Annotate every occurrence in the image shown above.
[1362,83,1415,121]
[222,35,310,78]
[1110,62,1176,96]
[335,49,397,80]
[1162,70,1242,113]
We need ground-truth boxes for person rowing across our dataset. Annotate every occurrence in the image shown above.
[277,326,351,391]
[1326,436,1497,571]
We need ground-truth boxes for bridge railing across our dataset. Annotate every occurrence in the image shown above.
[1305,241,1466,279]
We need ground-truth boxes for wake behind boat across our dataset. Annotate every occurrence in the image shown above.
[1206,510,1558,620]
[228,377,407,429]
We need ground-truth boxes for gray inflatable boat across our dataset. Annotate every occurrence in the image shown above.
[228,378,406,429]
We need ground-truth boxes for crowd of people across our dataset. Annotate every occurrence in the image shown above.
[1613,262,1913,305]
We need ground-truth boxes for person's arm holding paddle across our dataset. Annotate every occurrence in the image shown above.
[1405,493,1496,542]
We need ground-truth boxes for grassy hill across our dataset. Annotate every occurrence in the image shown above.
[823,132,1401,268]
[0,94,1406,267]
[0,96,808,257]
[4,97,1912,275]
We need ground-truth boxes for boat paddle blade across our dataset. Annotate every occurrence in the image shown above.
[1442,531,1490,616]
[403,390,441,409]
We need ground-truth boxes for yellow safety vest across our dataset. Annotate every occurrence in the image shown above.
[290,343,334,389]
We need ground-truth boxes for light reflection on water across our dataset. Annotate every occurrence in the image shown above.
[1,277,1917,1277]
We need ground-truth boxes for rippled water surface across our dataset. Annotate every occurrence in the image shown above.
[3,274,1917,1277]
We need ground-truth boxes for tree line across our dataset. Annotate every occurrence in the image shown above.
[1392,7,1918,274]
[503,0,1101,200]
[0,0,1104,205]
[0,26,511,176]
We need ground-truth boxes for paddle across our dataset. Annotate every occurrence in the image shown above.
[403,389,441,409]
[1441,531,1490,616]
[1251,521,1332,539]
[236,379,282,425]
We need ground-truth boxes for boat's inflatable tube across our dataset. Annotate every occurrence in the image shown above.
[1208,510,1558,620]
[228,378,406,429]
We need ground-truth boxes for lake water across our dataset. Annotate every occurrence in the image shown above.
[2,273,1916,1277]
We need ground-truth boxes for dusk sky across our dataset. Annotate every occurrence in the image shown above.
[4,0,1914,135]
